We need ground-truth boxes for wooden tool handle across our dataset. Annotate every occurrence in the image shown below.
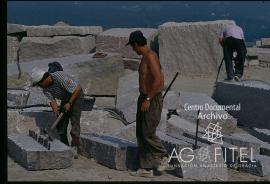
[50,112,64,130]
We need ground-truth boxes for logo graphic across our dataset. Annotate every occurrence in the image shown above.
[202,122,223,144]
[196,146,211,163]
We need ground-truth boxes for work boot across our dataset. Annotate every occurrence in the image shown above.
[130,168,154,178]
[72,146,78,159]
[234,76,241,82]
[157,156,170,172]
[224,78,234,82]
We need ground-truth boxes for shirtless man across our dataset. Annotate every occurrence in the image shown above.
[126,30,169,178]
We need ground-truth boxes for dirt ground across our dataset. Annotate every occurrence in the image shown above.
[8,65,270,181]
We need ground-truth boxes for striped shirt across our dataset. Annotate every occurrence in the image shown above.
[220,25,245,40]
[43,71,79,102]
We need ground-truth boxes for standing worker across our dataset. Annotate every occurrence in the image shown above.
[126,30,169,178]
[219,24,247,82]
[31,67,84,159]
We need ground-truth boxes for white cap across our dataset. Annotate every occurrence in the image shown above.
[31,67,46,86]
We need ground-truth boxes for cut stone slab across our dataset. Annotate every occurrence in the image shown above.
[158,20,235,76]
[25,25,103,37]
[123,58,140,70]
[80,109,125,135]
[19,36,96,62]
[261,38,270,48]
[7,89,30,107]
[213,81,270,129]
[96,28,158,59]
[258,49,270,63]
[7,23,27,34]
[164,91,237,134]
[116,72,139,123]
[175,144,228,181]
[8,110,40,135]
[7,36,20,64]
[80,133,138,171]
[238,154,270,177]
[113,123,137,143]
[8,134,73,170]
[8,53,124,95]
[26,87,50,106]
[226,132,270,157]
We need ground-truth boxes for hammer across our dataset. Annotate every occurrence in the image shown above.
[46,112,64,141]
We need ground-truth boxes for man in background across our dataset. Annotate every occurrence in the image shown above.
[219,24,247,82]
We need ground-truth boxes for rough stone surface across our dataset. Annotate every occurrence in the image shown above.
[261,38,270,48]
[8,53,124,95]
[7,36,20,64]
[26,87,50,106]
[258,49,270,63]
[96,28,158,59]
[8,134,73,170]
[7,23,27,34]
[213,81,270,129]
[19,36,96,62]
[7,89,30,107]
[116,72,139,123]
[158,20,235,75]
[113,123,137,143]
[175,144,228,181]
[80,133,138,170]
[8,110,40,135]
[167,115,204,136]
[80,109,125,135]
[25,25,103,37]
[65,53,124,95]
[164,91,237,134]
[238,154,270,177]
[123,58,140,70]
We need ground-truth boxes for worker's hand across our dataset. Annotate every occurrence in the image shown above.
[64,103,71,112]
[141,100,150,112]
[53,110,60,118]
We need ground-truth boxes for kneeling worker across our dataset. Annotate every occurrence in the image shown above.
[31,67,84,158]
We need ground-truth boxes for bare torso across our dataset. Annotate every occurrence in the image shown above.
[138,50,164,95]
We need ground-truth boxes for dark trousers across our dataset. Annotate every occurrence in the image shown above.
[136,92,168,169]
[57,90,84,147]
[223,37,247,79]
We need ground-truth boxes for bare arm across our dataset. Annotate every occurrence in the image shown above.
[50,97,59,116]
[146,54,163,100]
[219,38,224,47]
[69,84,82,105]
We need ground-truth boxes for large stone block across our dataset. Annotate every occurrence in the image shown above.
[80,133,138,170]
[7,23,27,34]
[96,28,158,59]
[7,36,20,64]
[175,144,228,181]
[238,154,270,177]
[25,25,103,37]
[19,36,96,62]
[26,87,50,106]
[7,89,30,107]
[258,49,270,63]
[8,53,124,95]
[213,81,270,129]
[167,115,204,136]
[165,91,237,134]
[158,20,235,75]
[8,110,40,135]
[261,38,270,48]
[116,72,139,123]
[8,134,73,170]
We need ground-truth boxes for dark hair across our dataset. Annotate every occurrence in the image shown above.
[37,72,50,86]
[131,38,147,46]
